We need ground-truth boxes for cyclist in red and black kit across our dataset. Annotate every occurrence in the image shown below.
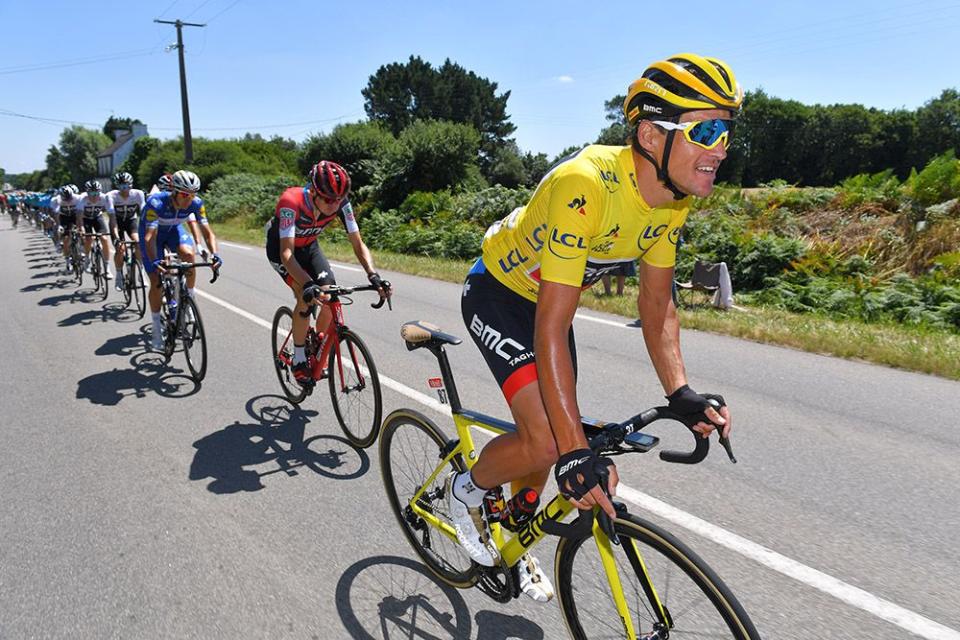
[266,160,392,386]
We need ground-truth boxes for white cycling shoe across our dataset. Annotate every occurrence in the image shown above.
[518,553,555,602]
[446,473,499,567]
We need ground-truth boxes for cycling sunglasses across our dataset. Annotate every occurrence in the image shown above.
[652,118,734,150]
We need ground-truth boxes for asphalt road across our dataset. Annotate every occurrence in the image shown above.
[2,219,958,640]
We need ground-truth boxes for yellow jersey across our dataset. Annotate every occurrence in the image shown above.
[480,144,689,302]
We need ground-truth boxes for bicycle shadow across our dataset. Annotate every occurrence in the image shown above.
[21,281,71,293]
[335,555,545,640]
[58,301,129,326]
[39,291,84,307]
[75,351,200,406]
[188,395,369,494]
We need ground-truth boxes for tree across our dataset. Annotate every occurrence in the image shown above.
[485,141,527,188]
[102,116,143,140]
[362,56,516,170]
[373,119,481,209]
[57,125,111,183]
[299,121,396,190]
[45,146,70,186]
[521,151,550,186]
[596,94,628,146]
[914,89,960,168]
[119,136,161,185]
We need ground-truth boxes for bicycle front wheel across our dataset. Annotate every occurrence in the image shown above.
[271,306,308,404]
[181,297,207,381]
[379,409,477,588]
[556,512,760,639]
[132,263,147,318]
[327,329,381,448]
[119,258,132,307]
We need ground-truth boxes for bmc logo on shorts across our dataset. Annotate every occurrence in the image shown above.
[469,314,527,362]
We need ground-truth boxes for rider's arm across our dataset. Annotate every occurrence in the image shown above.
[637,262,686,394]
[534,281,587,453]
[280,236,312,287]
[194,202,218,254]
[346,230,377,277]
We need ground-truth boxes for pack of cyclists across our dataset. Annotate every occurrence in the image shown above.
[8,51,741,622]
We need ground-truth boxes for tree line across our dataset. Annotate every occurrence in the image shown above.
[7,55,959,193]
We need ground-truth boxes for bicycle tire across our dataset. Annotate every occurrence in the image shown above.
[132,262,146,318]
[327,329,382,449]
[555,511,760,640]
[119,258,132,307]
[270,306,308,404]
[181,296,207,381]
[379,409,477,588]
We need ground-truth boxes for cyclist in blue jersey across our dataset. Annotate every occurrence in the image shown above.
[139,170,222,350]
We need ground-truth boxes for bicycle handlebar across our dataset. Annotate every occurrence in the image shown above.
[302,281,393,310]
[160,258,220,284]
[544,400,736,541]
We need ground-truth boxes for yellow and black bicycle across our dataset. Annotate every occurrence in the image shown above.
[379,321,761,640]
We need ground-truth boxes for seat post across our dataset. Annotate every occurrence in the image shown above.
[428,344,463,414]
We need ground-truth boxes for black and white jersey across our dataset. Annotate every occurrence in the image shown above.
[51,194,79,218]
[75,193,111,220]
[107,189,146,220]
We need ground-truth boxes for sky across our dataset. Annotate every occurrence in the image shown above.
[2,0,959,175]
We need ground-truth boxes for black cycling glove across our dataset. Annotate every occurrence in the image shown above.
[666,384,726,421]
[555,449,603,501]
[368,271,389,292]
[302,282,323,304]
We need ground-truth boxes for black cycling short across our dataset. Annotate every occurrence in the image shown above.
[115,215,139,239]
[59,214,77,233]
[461,259,576,405]
[266,237,336,288]
[82,215,109,235]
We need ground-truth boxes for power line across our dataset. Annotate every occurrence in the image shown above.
[0,48,159,76]
[204,0,242,24]
[0,106,365,133]
[156,0,181,19]
[184,0,216,20]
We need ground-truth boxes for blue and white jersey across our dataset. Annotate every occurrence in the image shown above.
[140,191,206,230]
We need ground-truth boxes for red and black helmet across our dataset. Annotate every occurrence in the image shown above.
[308,161,351,200]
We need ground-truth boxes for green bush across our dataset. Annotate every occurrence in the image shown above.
[452,185,531,227]
[299,121,396,190]
[204,172,299,226]
[906,150,960,207]
[837,169,901,209]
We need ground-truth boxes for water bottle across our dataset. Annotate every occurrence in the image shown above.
[503,488,540,531]
[168,297,178,322]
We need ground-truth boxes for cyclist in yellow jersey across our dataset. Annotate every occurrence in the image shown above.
[450,54,742,599]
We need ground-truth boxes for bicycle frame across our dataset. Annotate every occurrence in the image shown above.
[396,340,674,638]
[276,297,367,392]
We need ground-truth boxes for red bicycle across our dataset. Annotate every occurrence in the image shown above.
[271,283,389,449]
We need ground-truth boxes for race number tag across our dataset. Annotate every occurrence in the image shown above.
[427,377,447,404]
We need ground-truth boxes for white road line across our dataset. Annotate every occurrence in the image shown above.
[192,288,959,640]
[330,261,363,272]
[575,312,637,329]
[219,241,252,251]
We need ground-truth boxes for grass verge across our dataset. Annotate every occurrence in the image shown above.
[216,219,960,380]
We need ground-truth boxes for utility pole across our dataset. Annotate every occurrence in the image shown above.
[154,19,205,163]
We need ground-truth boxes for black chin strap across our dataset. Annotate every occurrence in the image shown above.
[636,126,688,201]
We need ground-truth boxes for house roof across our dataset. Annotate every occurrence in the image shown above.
[97,132,133,158]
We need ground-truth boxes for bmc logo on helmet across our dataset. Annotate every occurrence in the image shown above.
[643,103,663,114]
[469,315,528,363]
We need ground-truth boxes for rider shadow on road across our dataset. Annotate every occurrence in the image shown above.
[189,395,369,494]
[76,350,200,406]
[335,555,545,640]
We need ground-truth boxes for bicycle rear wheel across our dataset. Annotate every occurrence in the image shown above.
[555,512,760,639]
[379,409,477,588]
[327,328,382,449]
[181,297,207,381]
[271,306,307,404]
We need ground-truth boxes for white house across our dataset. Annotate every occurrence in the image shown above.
[97,123,149,189]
